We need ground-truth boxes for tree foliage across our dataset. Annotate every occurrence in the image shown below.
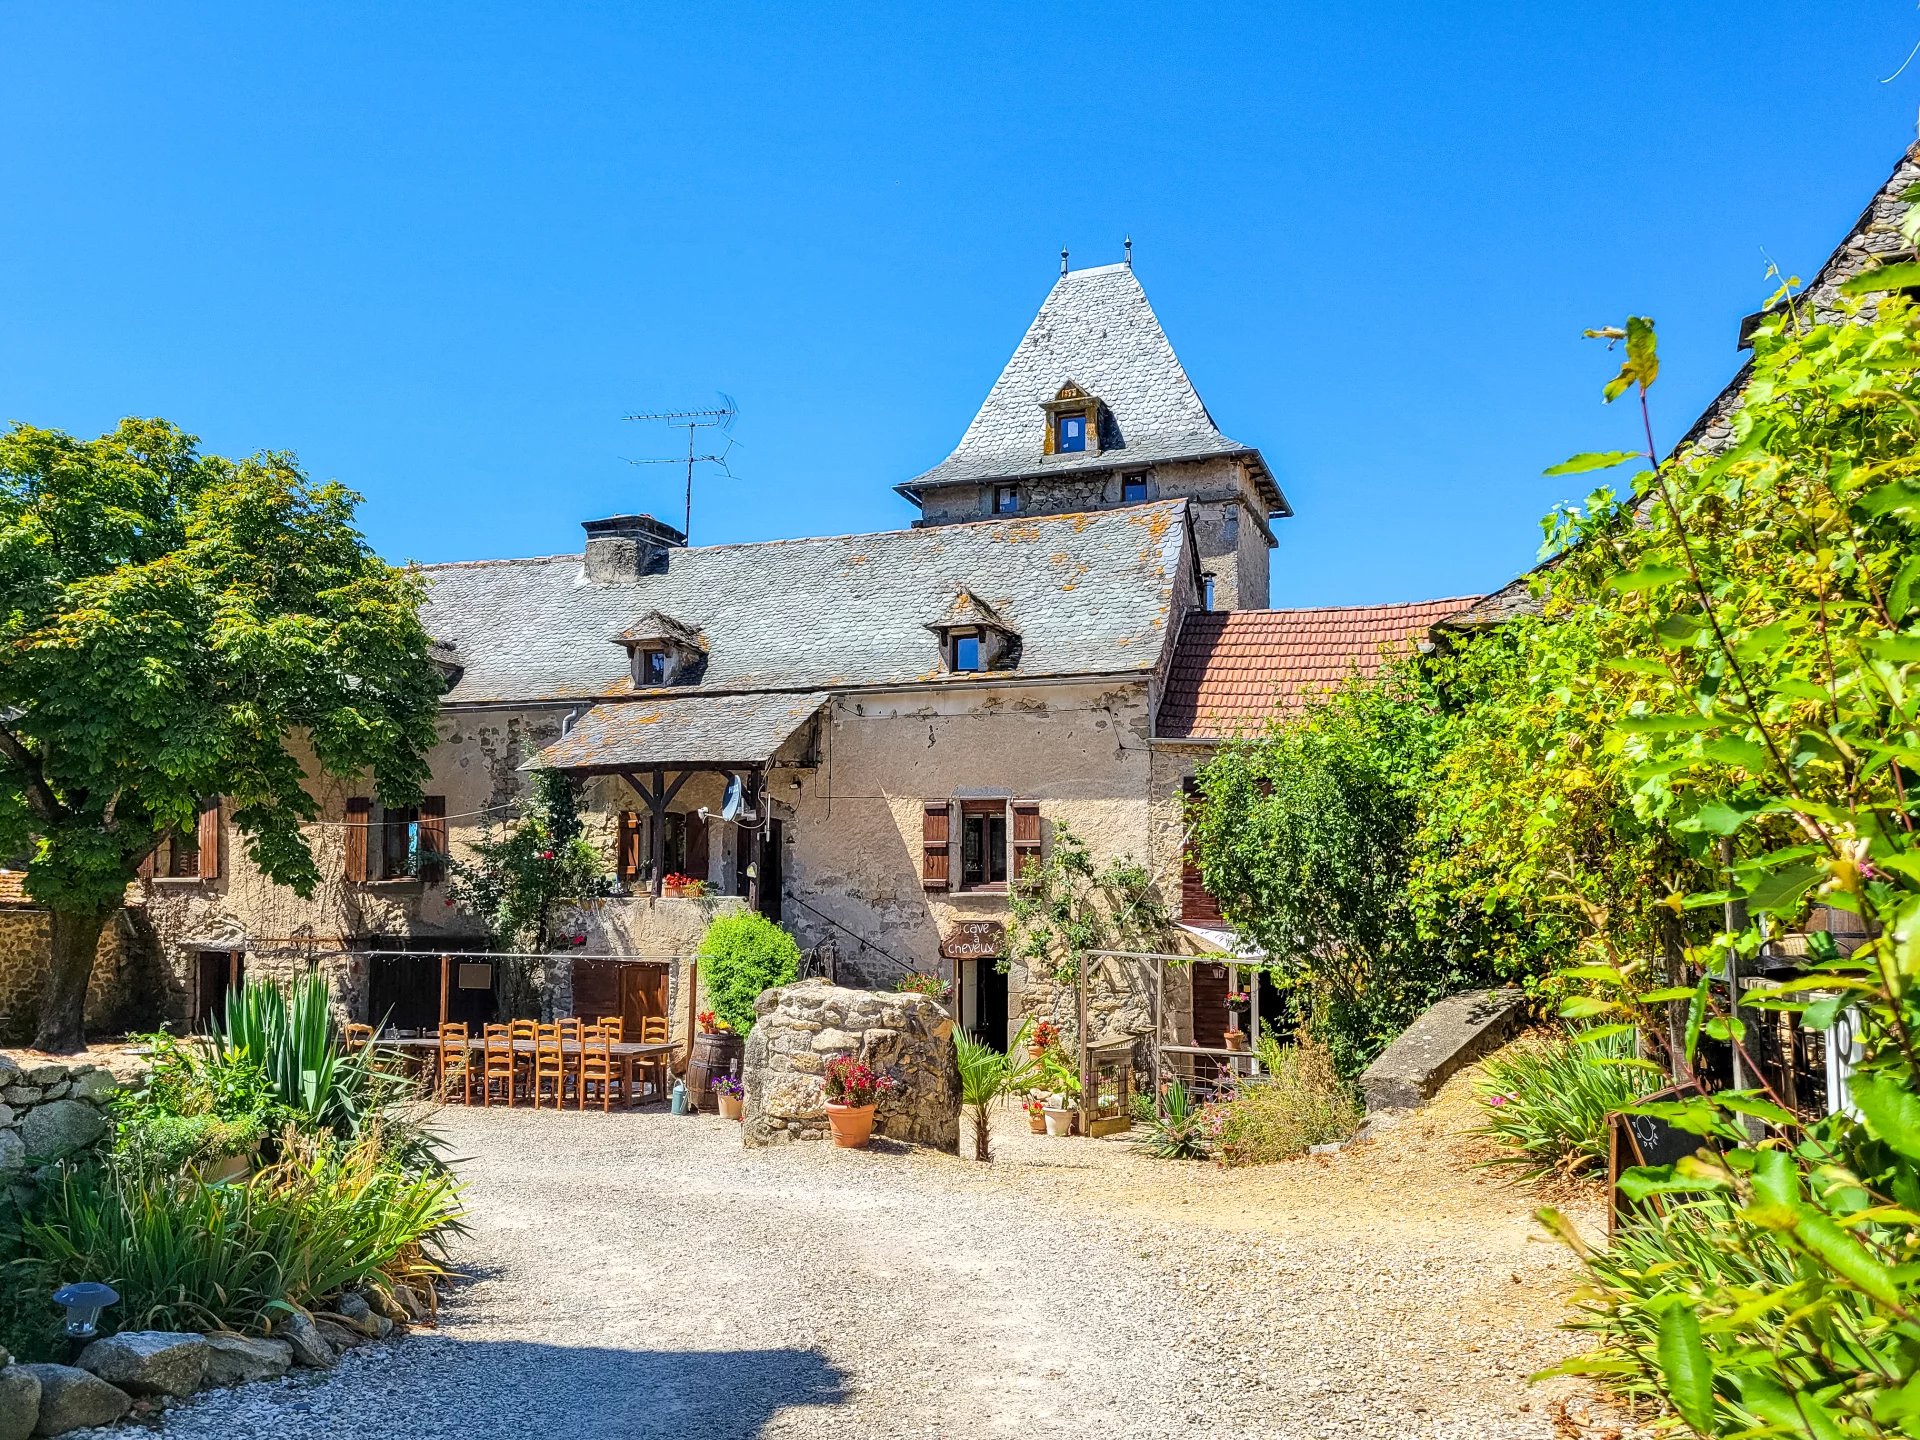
[1005,821,1169,988]
[0,418,443,1049]
[443,767,612,952]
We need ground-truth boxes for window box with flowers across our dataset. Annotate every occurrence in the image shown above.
[821,1055,898,1148]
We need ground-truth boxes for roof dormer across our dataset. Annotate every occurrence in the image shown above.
[612,611,706,688]
[927,590,1020,674]
[1041,380,1103,457]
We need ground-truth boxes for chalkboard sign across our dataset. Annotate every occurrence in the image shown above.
[1608,1082,1715,1235]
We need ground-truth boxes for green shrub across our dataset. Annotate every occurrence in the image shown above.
[5,1131,462,1354]
[1211,1035,1361,1165]
[1136,1079,1211,1160]
[1473,1027,1658,1182]
[112,1032,285,1176]
[697,913,800,1036]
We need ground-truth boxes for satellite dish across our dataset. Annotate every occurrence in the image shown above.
[720,775,747,822]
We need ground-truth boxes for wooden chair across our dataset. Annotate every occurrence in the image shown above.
[532,1023,566,1108]
[558,1017,584,1102]
[344,1022,374,1052]
[436,1022,472,1105]
[509,1018,538,1101]
[636,1015,669,1100]
[481,1023,517,1107]
[578,1023,616,1112]
[601,1015,626,1043]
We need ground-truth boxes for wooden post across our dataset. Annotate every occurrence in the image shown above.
[1076,949,1091,1137]
[439,953,451,1028]
[681,958,699,1076]
[651,767,668,897]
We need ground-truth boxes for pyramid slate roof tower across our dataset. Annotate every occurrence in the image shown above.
[899,258,1287,610]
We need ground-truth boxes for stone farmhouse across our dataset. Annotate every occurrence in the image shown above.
[1,257,1465,1055]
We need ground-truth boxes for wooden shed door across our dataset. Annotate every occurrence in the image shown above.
[1191,961,1230,1049]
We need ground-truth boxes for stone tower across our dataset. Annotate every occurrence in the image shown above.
[898,261,1287,610]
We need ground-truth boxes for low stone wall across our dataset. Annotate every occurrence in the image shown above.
[0,1054,123,1190]
[742,979,960,1152]
[1360,987,1524,1114]
[0,900,165,1045]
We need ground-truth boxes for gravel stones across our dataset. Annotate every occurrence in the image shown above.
[199,1335,291,1387]
[17,1364,129,1435]
[0,1365,38,1440]
[77,1332,209,1398]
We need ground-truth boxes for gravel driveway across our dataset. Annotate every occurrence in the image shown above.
[119,1067,1615,1440]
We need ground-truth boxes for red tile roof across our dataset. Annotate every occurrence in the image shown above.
[1157,598,1480,741]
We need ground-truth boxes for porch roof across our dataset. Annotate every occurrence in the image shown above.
[531,691,827,773]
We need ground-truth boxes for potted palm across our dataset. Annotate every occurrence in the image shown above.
[822,1055,896,1147]
[954,1022,1043,1161]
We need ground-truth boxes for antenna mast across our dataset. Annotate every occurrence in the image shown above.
[622,395,738,541]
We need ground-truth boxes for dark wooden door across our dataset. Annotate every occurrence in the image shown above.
[758,820,784,920]
[194,951,242,1030]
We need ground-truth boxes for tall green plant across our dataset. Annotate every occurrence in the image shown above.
[1473,1028,1659,1182]
[1493,282,1920,1433]
[1006,822,1168,988]
[953,1022,1041,1162]
[444,767,613,955]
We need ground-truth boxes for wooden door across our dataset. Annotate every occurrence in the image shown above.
[1191,961,1230,1048]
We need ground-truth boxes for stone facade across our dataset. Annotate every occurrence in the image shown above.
[0,896,163,1045]
[742,979,960,1151]
[0,1052,123,1196]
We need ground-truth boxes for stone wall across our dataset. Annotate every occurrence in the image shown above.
[742,979,959,1151]
[0,898,165,1045]
[0,1053,123,1194]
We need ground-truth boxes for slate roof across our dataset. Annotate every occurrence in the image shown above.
[0,871,28,907]
[1156,598,1479,741]
[901,264,1286,511]
[534,692,828,772]
[420,500,1191,706]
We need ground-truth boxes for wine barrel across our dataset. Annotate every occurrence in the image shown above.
[688,1030,745,1112]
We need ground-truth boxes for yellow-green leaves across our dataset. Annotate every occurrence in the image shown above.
[1838,260,1920,295]
[1545,450,1644,477]
[1851,1075,1920,1163]
[1656,1304,1717,1434]
[1586,315,1660,403]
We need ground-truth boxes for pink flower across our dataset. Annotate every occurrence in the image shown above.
[1488,1093,1514,1108]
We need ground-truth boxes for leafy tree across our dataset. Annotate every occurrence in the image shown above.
[697,911,800,1036]
[443,767,612,952]
[1005,821,1168,988]
[0,419,442,1052]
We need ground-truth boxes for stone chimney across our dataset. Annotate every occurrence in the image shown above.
[581,514,686,583]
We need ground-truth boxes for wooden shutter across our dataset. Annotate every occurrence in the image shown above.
[685,812,709,880]
[1011,800,1041,888]
[197,800,222,881]
[417,796,447,883]
[137,845,156,879]
[617,810,642,881]
[922,800,951,890]
[343,796,372,883]
[1180,777,1222,924]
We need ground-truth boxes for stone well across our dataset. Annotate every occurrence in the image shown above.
[741,979,960,1152]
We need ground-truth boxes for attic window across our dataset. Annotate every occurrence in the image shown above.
[951,632,983,672]
[639,648,669,686]
[612,610,706,688]
[1041,382,1102,458]
[928,590,1020,675]
[1121,473,1148,503]
[1056,413,1087,453]
[993,484,1019,516]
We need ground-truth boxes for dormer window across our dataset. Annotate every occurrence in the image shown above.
[612,610,706,688]
[1121,473,1148,503]
[993,484,1019,516]
[928,590,1020,675]
[1041,381,1103,458]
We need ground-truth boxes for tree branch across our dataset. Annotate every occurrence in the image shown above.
[0,721,63,822]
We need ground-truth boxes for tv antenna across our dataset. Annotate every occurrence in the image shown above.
[623,394,739,542]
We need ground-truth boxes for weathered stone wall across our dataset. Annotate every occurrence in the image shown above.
[915,457,1273,609]
[0,900,165,1045]
[0,1053,123,1192]
[742,979,959,1150]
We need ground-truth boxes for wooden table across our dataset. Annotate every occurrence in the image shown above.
[376,1035,676,1108]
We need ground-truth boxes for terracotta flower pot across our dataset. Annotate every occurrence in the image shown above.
[1027,1111,1047,1134]
[718,1094,744,1122]
[1027,1044,1048,1061]
[825,1101,876,1148]
[1224,1031,1246,1052]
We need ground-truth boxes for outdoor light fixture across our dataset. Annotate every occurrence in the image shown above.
[52,1281,118,1341]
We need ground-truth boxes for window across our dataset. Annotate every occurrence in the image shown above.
[1202,574,1216,611]
[166,833,201,878]
[1121,473,1148,503]
[951,631,982,672]
[381,806,421,879]
[639,648,669,685]
[345,796,445,882]
[960,802,1008,890]
[993,484,1019,515]
[1056,412,1087,453]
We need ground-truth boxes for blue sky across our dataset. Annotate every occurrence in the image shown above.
[3,4,1918,606]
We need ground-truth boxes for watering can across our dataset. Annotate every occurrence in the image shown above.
[670,1080,691,1116]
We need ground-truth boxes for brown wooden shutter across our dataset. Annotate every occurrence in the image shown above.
[1011,800,1041,888]
[1180,777,1222,924]
[197,800,222,881]
[343,796,372,883]
[617,810,642,881]
[417,796,447,883]
[922,800,951,890]
[137,845,156,879]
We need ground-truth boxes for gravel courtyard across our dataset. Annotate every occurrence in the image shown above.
[121,1065,1621,1440]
